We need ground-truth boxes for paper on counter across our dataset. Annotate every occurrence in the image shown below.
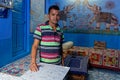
[21,63,70,80]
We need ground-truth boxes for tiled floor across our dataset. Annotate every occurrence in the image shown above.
[88,68,120,80]
[0,54,120,80]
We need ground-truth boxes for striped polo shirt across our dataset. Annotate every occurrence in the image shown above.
[33,22,64,64]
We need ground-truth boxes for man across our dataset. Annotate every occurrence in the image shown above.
[30,5,64,72]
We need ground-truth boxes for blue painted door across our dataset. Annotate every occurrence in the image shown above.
[12,0,27,56]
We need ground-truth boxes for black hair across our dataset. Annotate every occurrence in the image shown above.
[48,5,60,14]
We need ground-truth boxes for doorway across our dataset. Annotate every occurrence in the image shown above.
[12,0,27,56]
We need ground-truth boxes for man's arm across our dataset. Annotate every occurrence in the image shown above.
[30,39,40,72]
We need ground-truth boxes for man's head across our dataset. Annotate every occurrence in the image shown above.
[48,5,60,14]
[48,5,60,25]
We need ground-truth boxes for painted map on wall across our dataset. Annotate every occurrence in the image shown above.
[45,0,120,34]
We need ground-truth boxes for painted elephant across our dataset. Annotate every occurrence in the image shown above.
[59,4,74,29]
[84,0,119,31]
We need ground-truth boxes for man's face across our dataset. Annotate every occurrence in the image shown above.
[48,9,60,25]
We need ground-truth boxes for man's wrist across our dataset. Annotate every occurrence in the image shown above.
[30,60,36,64]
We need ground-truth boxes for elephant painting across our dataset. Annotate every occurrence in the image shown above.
[59,4,74,29]
[84,0,119,31]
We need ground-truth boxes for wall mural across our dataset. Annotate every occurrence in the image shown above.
[45,0,120,34]
[30,0,45,33]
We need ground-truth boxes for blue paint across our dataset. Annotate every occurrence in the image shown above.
[64,33,120,49]
[0,0,30,67]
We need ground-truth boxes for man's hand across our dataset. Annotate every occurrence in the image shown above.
[29,62,39,72]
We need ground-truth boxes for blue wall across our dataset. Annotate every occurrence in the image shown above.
[0,10,13,67]
[29,0,120,50]
[42,0,120,50]
[0,0,30,67]
[64,33,120,50]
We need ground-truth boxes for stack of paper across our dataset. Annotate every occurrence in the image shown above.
[20,63,70,80]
